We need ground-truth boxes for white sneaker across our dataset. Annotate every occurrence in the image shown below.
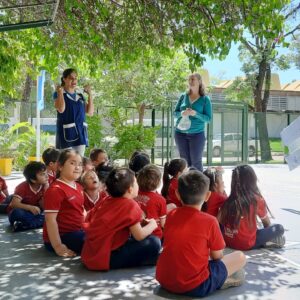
[221,268,245,290]
[265,235,286,248]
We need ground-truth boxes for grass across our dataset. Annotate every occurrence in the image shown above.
[269,138,284,153]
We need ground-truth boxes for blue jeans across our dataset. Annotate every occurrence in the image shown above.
[8,208,44,231]
[175,131,206,171]
[110,235,161,269]
[252,224,284,249]
[44,230,85,255]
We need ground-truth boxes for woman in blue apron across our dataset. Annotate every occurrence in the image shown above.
[53,68,94,156]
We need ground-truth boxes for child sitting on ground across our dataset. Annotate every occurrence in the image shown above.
[43,149,85,257]
[81,167,161,271]
[0,175,10,213]
[128,151,150,175]
[218,165,285,250]
[81,170,103,212]
[156,170,246,297]
[8,161,48,231]
[82,156,94,172]
[202,167,227,217]
[89,148,108,168]
[136,164,167,240]
[161,158,187,208]
[84,163,114,223]
[42,147,60,185]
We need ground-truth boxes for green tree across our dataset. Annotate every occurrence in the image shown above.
[225,1,300,161]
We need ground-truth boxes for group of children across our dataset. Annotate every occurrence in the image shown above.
[0,147,285,298]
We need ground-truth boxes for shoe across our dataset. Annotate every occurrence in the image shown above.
[221,268,245,290]
[12,221,24,232]
[265,235,286,248]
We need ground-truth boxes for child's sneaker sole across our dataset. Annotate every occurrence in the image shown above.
[265,235,286,248]
[221,268,245,290]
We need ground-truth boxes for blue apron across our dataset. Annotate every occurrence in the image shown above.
[54,91,88,149]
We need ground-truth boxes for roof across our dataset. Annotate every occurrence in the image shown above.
[282,81,300,92]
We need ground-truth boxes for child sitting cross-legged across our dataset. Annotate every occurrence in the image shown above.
[81,170,104,212]
[161,158,187,208]
[136,164,167,240]
[218,165,285,250]
[156,170,246,297]
[0,175,10,213]
[202,167,227,218]
[42,147,60,185]
[8,161,48,232]
[43,149,85,257]
[81,167,161,271]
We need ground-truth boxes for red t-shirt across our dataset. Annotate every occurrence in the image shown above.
[222,196,268,250]
[84,190,109,223]
[135,191,167,239]
[0,176,8,203]
[8,181,45,214]
[83,191,101,212]
[156,206,225,293]
[47,171,56,186]
[81,196,143,271]
[43,179,85,243]
[205,191,227,217]
[166,178,182,207]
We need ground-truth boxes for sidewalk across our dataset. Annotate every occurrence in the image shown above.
[0,164,300,299]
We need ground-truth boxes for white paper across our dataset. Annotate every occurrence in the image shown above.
[280,116,300,170]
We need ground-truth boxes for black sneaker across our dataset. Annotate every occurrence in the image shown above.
[265,235,286,248]
[13,221,24,232]
[221,268,245,290]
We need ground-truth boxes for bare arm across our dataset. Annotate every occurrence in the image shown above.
[45,213,76,257]
[54,86,65,113]
[261,215,271,228]
[1,188,9,198]
[10,196,41,215]
[84,85,94,116]
[129,218,158,241]
[210,249,224,260]
[160,216,166,228]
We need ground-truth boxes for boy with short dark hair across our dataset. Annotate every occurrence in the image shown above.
[42,147,60,185]
[156,170,246,297]
[81,167,161,271]
[8,161,48,232]
[89,148,108,168]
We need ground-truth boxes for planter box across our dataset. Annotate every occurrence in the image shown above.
[0,158,13,176]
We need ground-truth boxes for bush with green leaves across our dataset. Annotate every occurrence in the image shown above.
[113,124,157,161]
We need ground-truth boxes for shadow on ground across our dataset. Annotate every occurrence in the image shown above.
[1,215,300,300]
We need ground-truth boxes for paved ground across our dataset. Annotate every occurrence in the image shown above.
[0,164,300,300]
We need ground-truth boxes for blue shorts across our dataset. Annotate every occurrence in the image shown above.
[184,260,228,298]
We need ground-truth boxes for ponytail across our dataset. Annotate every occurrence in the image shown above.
[161,162,171,197]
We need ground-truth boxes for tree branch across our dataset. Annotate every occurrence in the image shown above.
[284,24,300,37]
[240,37,257,56]
[284,2,300,20]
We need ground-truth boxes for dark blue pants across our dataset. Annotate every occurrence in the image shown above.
[175,131,206,171]
[8,208,44,231]
[0,195,13,214]
[44,230,85,255]
[110,235,161,269]
[252,224,284,249]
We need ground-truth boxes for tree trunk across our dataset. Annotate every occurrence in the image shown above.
[253,59,272,162]
[20,73,33,123]
[138,103,146,125]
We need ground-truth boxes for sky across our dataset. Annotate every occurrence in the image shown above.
[202,43,299,85]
